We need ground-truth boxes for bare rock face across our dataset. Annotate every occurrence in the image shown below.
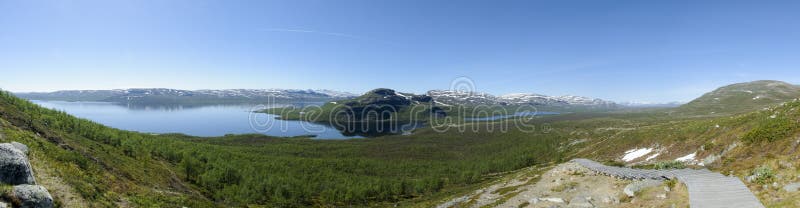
[0,143,36,185]
[10,142,28,155]
[12,185,54,208]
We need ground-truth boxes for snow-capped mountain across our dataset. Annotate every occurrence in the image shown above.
[427,90,617,107]
[426,90,498,105]
[16,88,357,103]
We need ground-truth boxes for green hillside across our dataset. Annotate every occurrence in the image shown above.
[676,80,800,116]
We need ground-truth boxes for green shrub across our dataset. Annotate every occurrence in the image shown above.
[603,160,626,167]
[654,161,686,170]
[664,179,677,189]
[751,166,775,184]
[742,115,797,143]
[702,142,715,151]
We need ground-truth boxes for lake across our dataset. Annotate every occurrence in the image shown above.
[31,100,366,139]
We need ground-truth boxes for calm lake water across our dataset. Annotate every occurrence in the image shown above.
[32,100,364,139]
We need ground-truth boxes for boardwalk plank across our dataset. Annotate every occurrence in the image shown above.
[572,159,764,208]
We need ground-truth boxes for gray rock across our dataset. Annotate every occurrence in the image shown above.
[600,195,619,204]
[10,142,28,155]
[0,143,36,185]
[783,182,800,192]
[13,185,53,208]
[0,201,8,208]
[568,196,594,207]
[624,179,662,197]
[540,197,565,203]
[529,197,540,204]
[745,175,757,183]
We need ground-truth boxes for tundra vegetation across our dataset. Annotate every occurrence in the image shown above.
[1,80,800,207]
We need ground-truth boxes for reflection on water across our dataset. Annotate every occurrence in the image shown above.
[328,122,424,137]
[31,100,385,139]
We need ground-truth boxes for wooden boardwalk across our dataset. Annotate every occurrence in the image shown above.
[572,158,764,208]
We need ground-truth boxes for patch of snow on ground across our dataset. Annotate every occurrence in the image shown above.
[676,152,696,162]
[645,153,660,161]
[622,148,653,162]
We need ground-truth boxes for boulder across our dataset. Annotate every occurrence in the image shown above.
[783,182,800,192]
[568,196,594,207]
[0,143,36,185]
[10,142,28,155]
[624,179,662,197]
[539,197,565,203]
[13,185,53,208]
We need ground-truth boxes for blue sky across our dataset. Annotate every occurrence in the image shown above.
[1,0,799,103]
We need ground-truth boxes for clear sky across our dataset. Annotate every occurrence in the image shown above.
[1,0,799,103]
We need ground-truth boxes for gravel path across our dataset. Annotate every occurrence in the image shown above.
[573,158,764,208]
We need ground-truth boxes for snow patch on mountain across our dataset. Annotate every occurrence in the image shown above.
[427,90,616,107]
[622,148,654,162]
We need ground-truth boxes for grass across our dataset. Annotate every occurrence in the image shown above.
[550,181,578,192]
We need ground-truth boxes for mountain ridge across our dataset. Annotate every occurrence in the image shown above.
[426,90,617,108]
[14,88,358,104]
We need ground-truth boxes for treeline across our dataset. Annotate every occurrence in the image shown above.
[0,91,569,207]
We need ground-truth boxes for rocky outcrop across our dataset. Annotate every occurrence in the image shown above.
[10,142,28,155]
[0,143,35,185]
[12,185,53,208]
[0,142,54,208]
[623,180,662,197]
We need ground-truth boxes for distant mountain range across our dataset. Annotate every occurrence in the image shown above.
[426,90,617,108]
[19,87,724,111]
[15,88,621,109]
[15,88,358,104]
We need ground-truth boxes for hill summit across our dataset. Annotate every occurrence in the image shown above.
[678,80,800,115]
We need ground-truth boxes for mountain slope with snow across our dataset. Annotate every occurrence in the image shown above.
[427,90,617,108]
